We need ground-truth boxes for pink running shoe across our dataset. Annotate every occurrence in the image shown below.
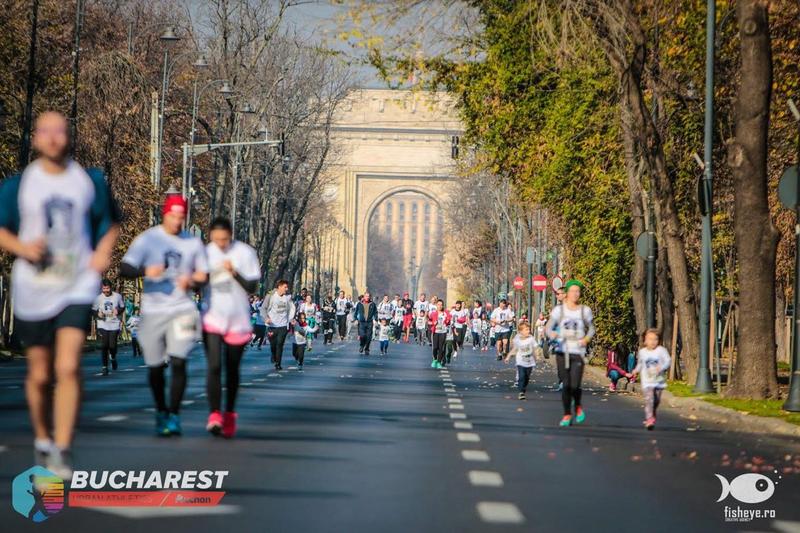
[222,411,238,438]
[206,411,223,436]
[644,417,656,430]
[609,382,617,392]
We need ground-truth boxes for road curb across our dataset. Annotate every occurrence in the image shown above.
[583,364,800,439]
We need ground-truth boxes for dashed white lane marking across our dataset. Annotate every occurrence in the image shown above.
[97,415,128,422]
[447,398,462,404]
[123,368,135,372]
[448,404,464,410]
[86,505,241,518]
[469,470,504,487]
[446,393,459,397]
[181,400,194,406]
[241,382,253,386]
[457,432,480,442]
[143,407,156,412]
[0,445,8,453]
[461,450,490,462]
[476,502,524,524]
[454,421,473,429]
[774,520,800,533]
[449,413,467,419]
[138,365,148,368]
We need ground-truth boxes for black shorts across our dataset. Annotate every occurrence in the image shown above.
[14,304,92,348]
[496,331,512,341]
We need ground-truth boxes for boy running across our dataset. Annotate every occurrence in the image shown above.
[93,279,125,375]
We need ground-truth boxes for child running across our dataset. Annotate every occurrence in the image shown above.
[378,318,391,355]
[291,312,317,370]
[505,322,537,400]
[415,310,428,345]
[631,329,671,430]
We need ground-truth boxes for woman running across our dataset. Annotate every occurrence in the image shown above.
[201,217,261,438]
[545,279,595,427]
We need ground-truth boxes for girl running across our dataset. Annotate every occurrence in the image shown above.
[505,322,537,400]
[200,217,261,438]
[378,318,391,355]
[428,300,451,369]
[631,329,670,430]
[291,312,317,370]
[546,279,595,427]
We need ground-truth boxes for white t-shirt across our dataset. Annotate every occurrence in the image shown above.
[335,297,350,315]
[10,160,103,320]
[262,292,295,328]
[547,304,594,356]
[471,317,482,333]
[378,324,391,341]
[635,346,671,389]
[377,301,393,320]
[416,314,427,329]
[490,307,515,333]
[201,241,261,335]
[121,226,208,316]
[93,291,124,330]
[299,301,317,317]
[127,315,141,338]
[512,335,537,368]
[414,300,429,314]
[451,308,469,329]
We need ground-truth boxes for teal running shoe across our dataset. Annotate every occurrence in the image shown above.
[155,412,170,436]
[574,407,586,424]
[166,413,182,435]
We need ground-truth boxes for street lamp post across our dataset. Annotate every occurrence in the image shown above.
[695,0,716,393]
[155,27,180,189]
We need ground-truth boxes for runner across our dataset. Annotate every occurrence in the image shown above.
[251,295,267,350]
[630,329,670,430]
[450,300,469,357]
[470,301,482,351]
[260,280,296,371]
[0,111,120,477]
[390,299,404,343]
[401,292,414,342]
[127,307,142,358]
[377,294,393,324]
[321,294,336,345]
[334,290,351,340]
[504,321,537,400]
[354,292,378,355]
[199,217,260,438]
[545,279,595,427]
[415,309,428,345]
[120,194,208,437]
[490,299,515,361]
[377,318,391,355]
[290,312,317,370]
[92,279,125,375]
[299,294,318,351]
[428,299,451,369]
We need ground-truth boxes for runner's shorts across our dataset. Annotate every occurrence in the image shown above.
[14,304,92,348]
[139,311,200,366]
[496,330,512,341]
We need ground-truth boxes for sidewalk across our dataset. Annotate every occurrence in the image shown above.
[583,363,800,439]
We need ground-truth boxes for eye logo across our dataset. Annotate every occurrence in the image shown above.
[716,473,775,504]
[12,466,65,522]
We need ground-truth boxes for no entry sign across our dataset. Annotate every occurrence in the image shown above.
[532,275,547,292]
[513,276,525,290]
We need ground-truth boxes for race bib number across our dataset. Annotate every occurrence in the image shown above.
[172,314,198,341]
[210,269,234,293]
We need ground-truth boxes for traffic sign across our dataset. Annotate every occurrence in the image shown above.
[636,231,656,260]
[551,275,564,291]
[779,165,800,209]
[532,275,547,292]
[526,247,535,264]
[513,276,525,290]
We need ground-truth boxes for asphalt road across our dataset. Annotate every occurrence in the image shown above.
[1,336,799,533]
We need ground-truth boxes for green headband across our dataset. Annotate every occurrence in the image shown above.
[565,279,584,291]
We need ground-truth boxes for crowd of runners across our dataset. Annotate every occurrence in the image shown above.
[0,111,672,481]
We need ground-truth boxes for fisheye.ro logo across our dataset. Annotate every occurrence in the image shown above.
[12,466,65,522]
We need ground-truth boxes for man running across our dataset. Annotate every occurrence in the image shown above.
[260,280,296,371]
[200,217,260,438]
[334,290,351,340]
[121,194,208,436]
[93,279,125,375]
[0,111,120,477]
[490,299,515,361]
[354,292,377,355]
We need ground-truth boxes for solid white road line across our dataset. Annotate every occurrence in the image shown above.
[469,471,504,487]
[461,450,490,462]
[476,502,524,524]
[457,432,480,442]
[453,421,473,430]
[449,413,467,419]
[97,415,128,422]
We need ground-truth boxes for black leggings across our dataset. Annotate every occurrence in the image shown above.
[293,343,306,365]
[98,329,118,366]
[337,315,347,338]
[204,333,246,412]
[148,357,187,414]
[454,327,466,350]
[432,332,447,365]
[252,325,267,348]
[131,338,141,357]
[323,318,335,344]
[555,352,585,415]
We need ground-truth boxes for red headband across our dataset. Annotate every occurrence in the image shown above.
[163,195,187,217]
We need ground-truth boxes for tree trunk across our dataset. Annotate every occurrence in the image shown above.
[621,127,647,341]
[656,242,675,353]
[726,0,779,399]
[775,282,788,364]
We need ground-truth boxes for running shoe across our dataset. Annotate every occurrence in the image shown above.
[453,351,458,358]
[559,415,572,427]
[46,447,74,480]
[431,359,437,368]
[298,364,304,371]
[166,414,182,435]
[111,357,118,370]
[222,412,238,438]
[574,407,586,424]
[518,392,526,400]
[496,355,502,361]
[609,382,617,392]
[34,440,52,466]
[556,382,563,391]
[645,417,656,430]
[206,410,223,435]
[102,366,109,376]
[155,412,170,436]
